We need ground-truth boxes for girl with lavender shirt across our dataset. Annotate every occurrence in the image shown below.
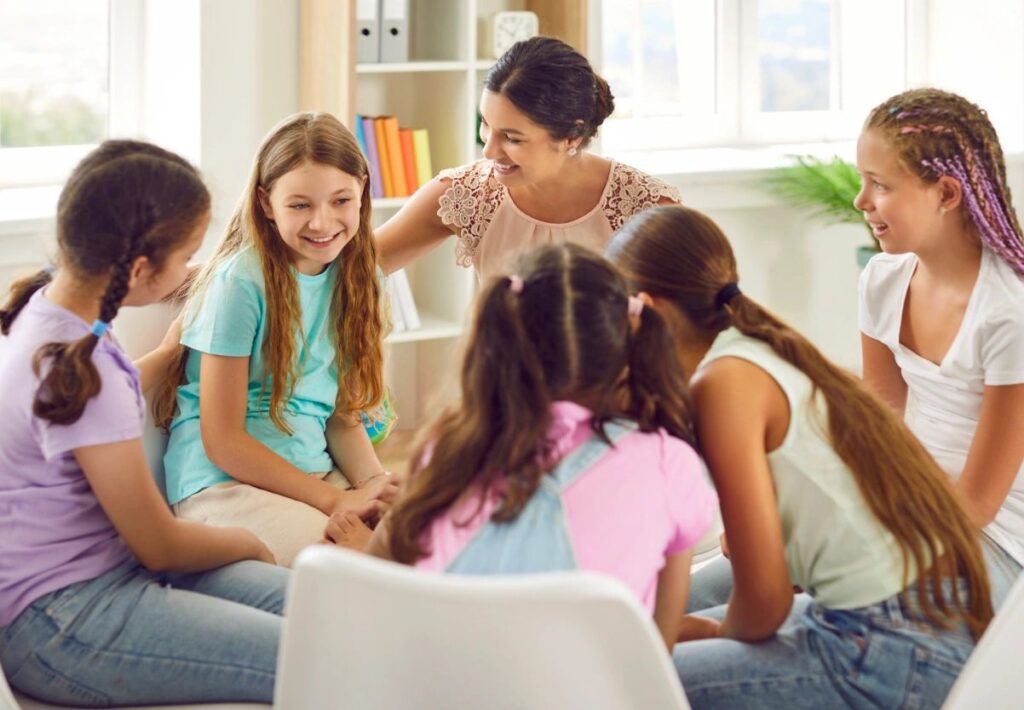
[0,140,286,705]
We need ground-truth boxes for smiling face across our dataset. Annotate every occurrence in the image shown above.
[853,128,951,255]
[479,90,578,188]
[259,161,364,275]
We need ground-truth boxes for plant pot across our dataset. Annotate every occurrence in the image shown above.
[856,245,881,268]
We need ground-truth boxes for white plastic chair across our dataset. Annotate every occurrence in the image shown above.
[276,545,690,710]
[944,573,1024,709]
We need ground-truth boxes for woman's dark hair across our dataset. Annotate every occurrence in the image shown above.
[0,139,210,425]
[387,243,694,564]
[608,205,993,640]
[485,36,614,147]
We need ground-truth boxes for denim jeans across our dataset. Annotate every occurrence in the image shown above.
[983,533,1022,611]
[0,559,288,706]
[675,584,976,709]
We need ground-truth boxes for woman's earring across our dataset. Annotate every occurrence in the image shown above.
[568,146,578,157]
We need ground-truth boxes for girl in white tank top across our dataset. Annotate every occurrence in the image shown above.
[610,204,993,710]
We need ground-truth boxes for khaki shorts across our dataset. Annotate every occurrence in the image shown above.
[173,471,351,568]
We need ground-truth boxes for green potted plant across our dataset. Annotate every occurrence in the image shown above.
[761,155,879,267]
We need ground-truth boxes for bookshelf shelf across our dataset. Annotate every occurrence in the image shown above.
[386,313,465,345]
[357,61,473,74]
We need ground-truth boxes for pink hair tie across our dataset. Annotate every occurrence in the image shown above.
[508,275,524,294]
[627,296,644,318]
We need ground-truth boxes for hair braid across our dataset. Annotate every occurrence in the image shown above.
[14,140,210,426]
[867,88,1024,277]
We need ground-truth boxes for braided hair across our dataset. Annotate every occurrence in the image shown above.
[0,140,210,424]
[865,88,1024,276]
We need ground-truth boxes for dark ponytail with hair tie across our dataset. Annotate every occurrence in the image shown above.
[0,268,55,336]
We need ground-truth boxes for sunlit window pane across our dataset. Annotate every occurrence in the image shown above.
[759,0,831,112]
[602,0,635,107]
[0,0,109,147]
[602,0,683,118]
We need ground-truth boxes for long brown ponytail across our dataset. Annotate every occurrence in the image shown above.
[387,243,695,564]
[609,205,992,639]
[0,140,210,425]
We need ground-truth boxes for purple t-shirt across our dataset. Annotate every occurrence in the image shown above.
[0,290,138,626]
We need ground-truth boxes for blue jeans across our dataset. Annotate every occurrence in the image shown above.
[0,559,288,706]
[675,584,976,709]
[983,533,1022,610]
[686,554,733,613]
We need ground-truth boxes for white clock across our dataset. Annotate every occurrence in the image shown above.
[491,11,539,59]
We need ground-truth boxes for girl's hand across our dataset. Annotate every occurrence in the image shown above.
[677,615,723,643]
[238,528,276,565]
[328,478,398,524]
[252,540,277,565]
[158,313,184,354]
[324,511,374,551]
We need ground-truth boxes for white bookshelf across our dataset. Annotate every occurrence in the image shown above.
[299,0,587,430]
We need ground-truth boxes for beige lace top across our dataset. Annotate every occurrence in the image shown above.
[436,159,682,279]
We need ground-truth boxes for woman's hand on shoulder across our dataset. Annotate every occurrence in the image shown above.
[375,178,455,274]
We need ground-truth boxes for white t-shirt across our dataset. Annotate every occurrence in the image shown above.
[859,248,1024,565]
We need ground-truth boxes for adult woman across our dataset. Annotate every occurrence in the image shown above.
[376,36,680,280]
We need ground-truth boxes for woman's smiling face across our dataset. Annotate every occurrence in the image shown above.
[479,90,577,188]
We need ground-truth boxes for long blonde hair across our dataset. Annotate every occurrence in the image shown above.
[609,205,993,639]
[154,112,384,431]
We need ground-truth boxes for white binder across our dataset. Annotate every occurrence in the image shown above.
[356,0,380,63]
[380,0,409,63]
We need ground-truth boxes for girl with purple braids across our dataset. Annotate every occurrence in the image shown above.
[856,88,1024,609]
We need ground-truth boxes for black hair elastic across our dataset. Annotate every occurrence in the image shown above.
[714,282,741,309]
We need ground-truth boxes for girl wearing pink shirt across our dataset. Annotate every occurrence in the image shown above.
[329,243,717,649]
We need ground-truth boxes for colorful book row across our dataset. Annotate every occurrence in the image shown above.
[354,114,432,199]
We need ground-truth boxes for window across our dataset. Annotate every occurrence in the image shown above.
[0,0,122,191]
[598,0,920,152]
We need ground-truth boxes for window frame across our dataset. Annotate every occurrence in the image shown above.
[0,0,143,192]
[594,0,930,153]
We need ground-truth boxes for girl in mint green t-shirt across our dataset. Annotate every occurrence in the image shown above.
[159,113,398,567]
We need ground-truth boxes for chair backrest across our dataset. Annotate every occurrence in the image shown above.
[275,546,690,710]
[943,573,1024,709]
